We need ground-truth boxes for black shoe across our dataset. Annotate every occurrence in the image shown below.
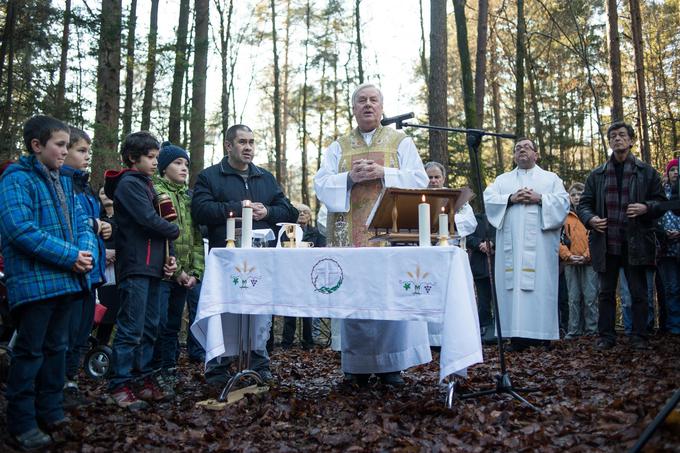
[377,372,405,387]
[630,336,649,350]
[595,338,616,350]
[344,373,370,386]
[63,382,91,409]
[505,341,529,352]
[257,369,274,384]
[11,428,52,451]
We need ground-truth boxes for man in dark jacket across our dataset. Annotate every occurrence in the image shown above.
[577,121,666,350]
[192,124,298,385]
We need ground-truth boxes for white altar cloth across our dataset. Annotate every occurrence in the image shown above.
[191,246,483,381]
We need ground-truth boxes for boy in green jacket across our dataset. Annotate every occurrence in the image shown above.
[150,142,205,393]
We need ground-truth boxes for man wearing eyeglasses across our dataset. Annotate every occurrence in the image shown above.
[483,138,570,352]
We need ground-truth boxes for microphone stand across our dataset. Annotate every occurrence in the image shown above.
[398,119,541,411]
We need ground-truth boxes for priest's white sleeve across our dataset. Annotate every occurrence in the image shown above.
[483,177,512,229]
[383,137,429,189]
[540,174,570,231]
[314,141,350,212]
[455,203,477,237]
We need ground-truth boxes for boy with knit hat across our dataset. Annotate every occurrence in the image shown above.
[150,142,205,392]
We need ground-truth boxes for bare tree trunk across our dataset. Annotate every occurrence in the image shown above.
[92,0,122,189]
[55,0,71,119]
[300,0,311,206]
[428,0,448,172]
[474,0,488,128]
[354,0,364,84]
[0,0,16,157]
[0,0,16,87]
[332,54,339,140]
[183,14,194,150]
[488,21,504,174]
[418,0,428,87]
[140,0,159,132]
[452,0,482,193]
[606,0,624,122]
[122,0,137,137]
[189,0,209,187]
[628,0,651,163]
[526,43,546,168]
[270,0,283,185]
[280,0,291,190]
[515,0,526,137]
[169,0,191,144]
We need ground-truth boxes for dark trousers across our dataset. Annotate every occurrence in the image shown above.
[186,283,205,361]
[151,280,187,371]
[108,276,161,390]
[598,254,649,341]
[475,277,493,328]
[558,271,569,333]
[6,295,76,436]
[65,290,95,380]
[281,316,313,347]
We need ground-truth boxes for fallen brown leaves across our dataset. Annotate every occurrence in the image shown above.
[1,334,678,452]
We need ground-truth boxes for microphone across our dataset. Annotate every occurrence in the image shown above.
[380,112,414,127]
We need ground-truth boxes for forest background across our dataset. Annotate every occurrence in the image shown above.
[0,0,678,213]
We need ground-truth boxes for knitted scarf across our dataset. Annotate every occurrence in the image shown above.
[605,153,635,255]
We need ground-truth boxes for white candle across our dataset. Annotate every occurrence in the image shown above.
[226,212,235,241]
[439,207,449,238]
[418,195,431,247]
[241,200,253,248]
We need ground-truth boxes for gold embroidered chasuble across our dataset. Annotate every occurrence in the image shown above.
[327,126,406,247]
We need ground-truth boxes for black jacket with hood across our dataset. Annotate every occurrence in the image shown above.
[104,169,180,281]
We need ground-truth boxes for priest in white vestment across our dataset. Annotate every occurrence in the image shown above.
[424,161,477,347]
[483,138,569,350]
[314,83,431,386]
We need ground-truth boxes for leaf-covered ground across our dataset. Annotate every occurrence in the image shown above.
[1,334,679,452]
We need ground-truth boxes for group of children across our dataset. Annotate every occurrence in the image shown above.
[0,115,204,450]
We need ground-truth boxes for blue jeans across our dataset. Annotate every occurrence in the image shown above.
[564,265,599,335]
[657,258,680,334]
[151,280,187,371]
[186,283,205,361]
[109,276,161,390]
[65,290,95,380]
[6,295,76,436]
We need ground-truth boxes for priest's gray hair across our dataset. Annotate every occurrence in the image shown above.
[424,161,447,179]
[351,83,384,106]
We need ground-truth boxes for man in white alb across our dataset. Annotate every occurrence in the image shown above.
[314,83,430,386]
[483,138,569,351]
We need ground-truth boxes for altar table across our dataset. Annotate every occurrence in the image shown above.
[191,246,483,381]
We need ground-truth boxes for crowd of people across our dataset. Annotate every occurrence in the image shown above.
[0,85,678,450]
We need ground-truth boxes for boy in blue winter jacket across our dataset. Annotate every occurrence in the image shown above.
[103,131,179,409]
[61,126,111,408]
[0,115,97,450]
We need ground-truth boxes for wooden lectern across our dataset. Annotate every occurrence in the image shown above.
[365,187,475,245]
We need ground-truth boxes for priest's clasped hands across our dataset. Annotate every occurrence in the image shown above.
[588,203,648,233]
[510,187,542,205]
[349,159,384,183]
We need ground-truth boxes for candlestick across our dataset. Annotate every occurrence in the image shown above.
[241,200,253,248]
[418,195,431,247]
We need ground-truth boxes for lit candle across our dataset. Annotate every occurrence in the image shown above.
[439,206,449,238]
[226,211,235,241]
[418,195,431,247]
[241,200,253,248]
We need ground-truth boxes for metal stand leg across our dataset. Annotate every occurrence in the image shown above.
[218,314,265,402]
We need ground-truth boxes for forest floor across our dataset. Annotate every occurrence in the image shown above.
[1,333,679,452]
